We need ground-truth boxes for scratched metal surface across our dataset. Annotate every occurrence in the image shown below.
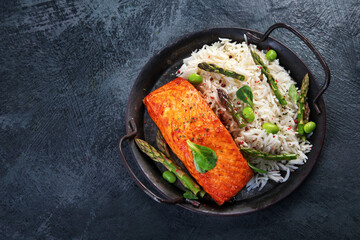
[0,0,359,239]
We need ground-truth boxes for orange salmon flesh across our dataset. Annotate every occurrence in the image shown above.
[143,77,253,205]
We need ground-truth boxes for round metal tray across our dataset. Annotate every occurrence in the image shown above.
[119,23,330,216]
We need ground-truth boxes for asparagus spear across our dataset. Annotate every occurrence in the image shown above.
[156,130,170,158]
[304,101,310,124]
[198,62,245,81]
[217,89,246,128]
[240,148,297,161]
[249,49,287,106]
[135,138,205,197]
[297,73,309,140]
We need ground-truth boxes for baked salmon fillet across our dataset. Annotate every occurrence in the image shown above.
[143,78,253,205]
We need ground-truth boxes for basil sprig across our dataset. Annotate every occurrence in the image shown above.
[236,85,254,109]
[183,190,199,200]
[186,140,217,173]
[247,162,267,174]
[288,84,299,104]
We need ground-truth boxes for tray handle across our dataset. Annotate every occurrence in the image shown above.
[246,22,330,114]
[118,118,200,208]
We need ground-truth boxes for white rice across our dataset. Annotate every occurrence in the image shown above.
[177,38,312,191]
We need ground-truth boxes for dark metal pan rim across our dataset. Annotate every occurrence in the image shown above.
[119,23,330,216]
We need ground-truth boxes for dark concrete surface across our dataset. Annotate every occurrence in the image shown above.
[1,0,359,239]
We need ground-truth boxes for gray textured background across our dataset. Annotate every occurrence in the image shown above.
[1,0,359,239]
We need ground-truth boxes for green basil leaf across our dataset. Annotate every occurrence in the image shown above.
[288,84,299,104]
[183,190,198,200]
[193,159,206,173]
[236,86,254,109]
[186,140,217,173]
[247,162,268,174]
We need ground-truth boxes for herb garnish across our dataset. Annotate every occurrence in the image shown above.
[236,86,254,109]
[247,162,267,174]
[288,84,299,104]
[183,190,198,199]
[186,140,217,173]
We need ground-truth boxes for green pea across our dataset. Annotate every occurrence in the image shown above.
[188,73,203,85]
[304,121,316,134]
[242,107,255,123]
[265,49,277,61]
[262,122,280,134]
[162,171,176,183]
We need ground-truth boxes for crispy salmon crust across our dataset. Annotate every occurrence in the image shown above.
[143,78,253,205]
